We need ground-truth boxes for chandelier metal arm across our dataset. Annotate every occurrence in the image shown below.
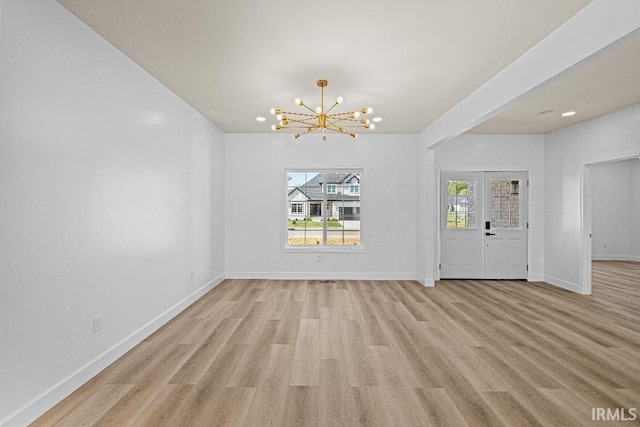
[280,111,316,118]
[300,104,318,115]
[286,118,319,127]
[326,112,358,117]
[284,116,319,124]
[331,125,369,128]
[324,101,339,115]
[324,126,351,135]
[327,121,340,130]
[325,117,345,130]
[326,117,361,124]
[278,125,319,129]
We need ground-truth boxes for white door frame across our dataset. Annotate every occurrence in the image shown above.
[437,169,531,281]
[580,165,592,295]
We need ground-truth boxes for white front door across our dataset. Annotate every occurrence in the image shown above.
[483,172,528,279]
[440,172,484,279]
[440,171,528,280]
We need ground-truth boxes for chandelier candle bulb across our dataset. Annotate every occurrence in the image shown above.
[269,79,376,140]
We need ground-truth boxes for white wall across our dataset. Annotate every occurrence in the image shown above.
[225,133,419,280]
[591,159,636,260]
[431,134,546,281]
[0,1,225,425]
[415,146,436,285]
[633,159,640,260]
[544,102,640,292]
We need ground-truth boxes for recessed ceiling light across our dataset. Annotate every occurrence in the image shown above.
[256,116,266,122]
[372,117,382,122]
[562,111,576,117]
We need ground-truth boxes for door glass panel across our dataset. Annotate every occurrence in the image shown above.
[447,179,477,229]
[490,179,520,228]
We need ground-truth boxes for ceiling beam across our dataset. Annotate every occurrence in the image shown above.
[420,0,640,148]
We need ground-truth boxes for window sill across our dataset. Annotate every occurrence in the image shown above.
[282,245,367,254]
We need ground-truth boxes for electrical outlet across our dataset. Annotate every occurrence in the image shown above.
[316,255,321,262]
[603,243,608,249]
[93,315,103,333]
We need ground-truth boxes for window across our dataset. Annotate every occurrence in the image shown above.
[490,179,520,228]
[286,170,363,248]
[446,179,477,229]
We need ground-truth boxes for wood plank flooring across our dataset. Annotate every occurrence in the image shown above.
[33,262,640,426]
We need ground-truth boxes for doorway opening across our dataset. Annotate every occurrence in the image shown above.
[583,157,640,295]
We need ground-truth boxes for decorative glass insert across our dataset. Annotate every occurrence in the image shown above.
[287,170,362,247]
[447,179,477,229]
[490,179,520,228]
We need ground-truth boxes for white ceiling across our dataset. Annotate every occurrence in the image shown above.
[55,0,639,135]
[468,31,640,134]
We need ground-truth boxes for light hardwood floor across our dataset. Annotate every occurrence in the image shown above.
[33,262,640,426]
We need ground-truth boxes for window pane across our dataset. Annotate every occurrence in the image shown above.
[447,179,477,229]
[490,179,520,229]
[288,171,321,245]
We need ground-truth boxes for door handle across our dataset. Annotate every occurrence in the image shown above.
[485,232,496,236]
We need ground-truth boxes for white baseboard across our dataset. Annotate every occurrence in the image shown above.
[1,273,226,427]
[592,255,640,262]
[416,275,435,287]
[528,274,545,282]
[225,271,422,282]
[543,275,582,294]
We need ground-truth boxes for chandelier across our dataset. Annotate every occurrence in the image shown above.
[270,79,374,141]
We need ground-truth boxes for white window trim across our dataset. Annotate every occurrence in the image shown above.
[283,168,366,253]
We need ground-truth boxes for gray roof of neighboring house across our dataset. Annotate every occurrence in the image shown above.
[303,172,360,187]
[447,195,469,204]
[288,172,360,202]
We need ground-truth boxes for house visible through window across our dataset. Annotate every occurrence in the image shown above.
[286,170,363,248]
[447,179,477,229]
